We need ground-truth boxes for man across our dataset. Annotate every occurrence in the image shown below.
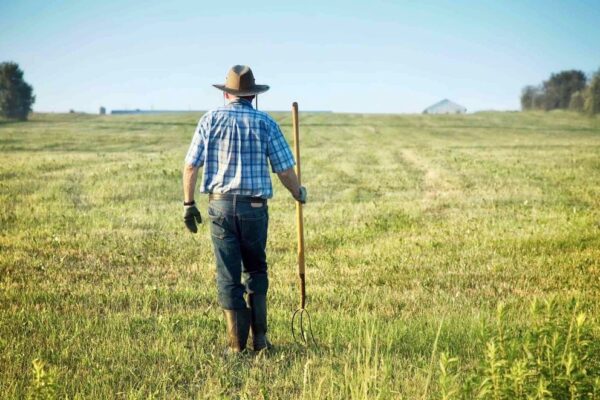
[182,65,307,353]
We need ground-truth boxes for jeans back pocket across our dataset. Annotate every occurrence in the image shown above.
[207,205,228,240]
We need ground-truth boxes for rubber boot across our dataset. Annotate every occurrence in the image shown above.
[223,308,251,353]
[248,294,272,351]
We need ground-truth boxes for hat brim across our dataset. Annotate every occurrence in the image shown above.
[213,84,270,96]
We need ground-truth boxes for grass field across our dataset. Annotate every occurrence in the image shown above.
[1,110,599,399]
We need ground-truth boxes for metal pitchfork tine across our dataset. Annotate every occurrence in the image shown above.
[290,102,317,347]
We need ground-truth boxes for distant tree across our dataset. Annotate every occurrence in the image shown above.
[0,62,35,121]
[520,85,544,110]
[541,70,586,110]
[569,91,585,112]
[583,70,600,115]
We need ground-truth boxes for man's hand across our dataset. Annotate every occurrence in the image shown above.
[295,186,307,204]
[183,204,202,233]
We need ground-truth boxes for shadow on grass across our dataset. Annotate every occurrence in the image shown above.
[0,119,28,126]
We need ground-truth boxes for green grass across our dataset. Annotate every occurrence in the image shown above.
[1,110,599,399]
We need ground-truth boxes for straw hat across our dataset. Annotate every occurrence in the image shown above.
[213,65,270,96]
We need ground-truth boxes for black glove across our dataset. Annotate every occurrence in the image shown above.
[296,186,307,204]
[183,204,202,233]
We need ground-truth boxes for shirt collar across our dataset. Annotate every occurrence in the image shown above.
[228,98,254,109]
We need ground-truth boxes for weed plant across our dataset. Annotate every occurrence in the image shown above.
[438,300,600,399]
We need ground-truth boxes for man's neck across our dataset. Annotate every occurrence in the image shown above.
[229,97,254,107]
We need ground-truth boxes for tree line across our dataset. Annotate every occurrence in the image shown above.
[521,69,600,115]
[3,60,600,121]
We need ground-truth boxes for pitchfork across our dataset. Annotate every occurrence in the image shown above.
[290,102,317,347]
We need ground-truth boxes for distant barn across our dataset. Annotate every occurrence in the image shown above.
[423,99,466,114]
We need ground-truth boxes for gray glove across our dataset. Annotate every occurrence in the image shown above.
[296,186,307,204]
[183,204,202,233]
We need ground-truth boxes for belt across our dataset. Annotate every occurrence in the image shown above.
[208,193,267,204]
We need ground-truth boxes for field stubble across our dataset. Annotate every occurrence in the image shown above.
[1,111,599,399]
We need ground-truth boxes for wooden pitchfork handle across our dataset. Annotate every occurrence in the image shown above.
[292,102,306,309]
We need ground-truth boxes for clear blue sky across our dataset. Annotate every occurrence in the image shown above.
[1,0,599,113]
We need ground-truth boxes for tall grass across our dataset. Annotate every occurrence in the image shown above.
[434,299,600,399]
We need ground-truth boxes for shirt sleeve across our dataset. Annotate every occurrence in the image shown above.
[184,114,210,167]
[267,119,296,173]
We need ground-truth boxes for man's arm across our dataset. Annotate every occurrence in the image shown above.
[276,167,306,202]
[183,164,200,203]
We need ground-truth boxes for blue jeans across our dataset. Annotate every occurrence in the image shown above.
[207,199,269,310]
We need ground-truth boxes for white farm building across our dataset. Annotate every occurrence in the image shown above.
[423,99,467,114]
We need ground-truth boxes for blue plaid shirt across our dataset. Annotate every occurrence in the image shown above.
[185,98,295,199]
